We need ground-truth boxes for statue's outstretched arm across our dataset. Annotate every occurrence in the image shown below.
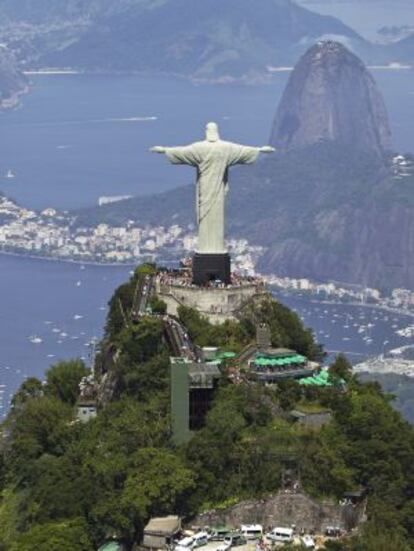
[258,146,276,153]
[150,146,167,154]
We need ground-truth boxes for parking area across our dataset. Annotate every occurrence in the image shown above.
[184,535,331,550]
[202,543,256,551]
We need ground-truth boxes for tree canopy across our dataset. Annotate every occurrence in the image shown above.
[1,266,414,550]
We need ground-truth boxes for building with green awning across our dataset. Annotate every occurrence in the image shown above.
[249,349,315,382]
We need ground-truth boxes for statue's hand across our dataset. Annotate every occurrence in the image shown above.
[150,146,167,153]
[259,146,276,153]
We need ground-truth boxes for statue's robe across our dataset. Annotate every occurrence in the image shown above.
[165,140,259,254]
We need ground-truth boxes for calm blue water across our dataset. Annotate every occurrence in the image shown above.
[0,255,130,414]
[0,74,289,209]
[276,291,414,364]
[0,71,413,414]
[1,70,413,209]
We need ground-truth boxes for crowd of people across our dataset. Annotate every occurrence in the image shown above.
[157,263,264,291]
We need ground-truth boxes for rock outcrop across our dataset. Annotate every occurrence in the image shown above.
[193,491,366,533]
[270,41,392,157]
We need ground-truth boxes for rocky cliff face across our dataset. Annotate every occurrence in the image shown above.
[270,41,392,157]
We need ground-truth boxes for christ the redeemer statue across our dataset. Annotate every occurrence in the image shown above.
[151,122,275,284]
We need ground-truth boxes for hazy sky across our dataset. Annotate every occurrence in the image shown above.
[297,0,414,39]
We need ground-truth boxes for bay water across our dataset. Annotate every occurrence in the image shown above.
[0,70,413,414]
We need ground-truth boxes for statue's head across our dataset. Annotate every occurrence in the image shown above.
[206,122,220,142]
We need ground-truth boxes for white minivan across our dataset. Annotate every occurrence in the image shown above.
[192,532,209,548]
[175,536,195,551]
[240,525,263,540]
[266,527,294,544]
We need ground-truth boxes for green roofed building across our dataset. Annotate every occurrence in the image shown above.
[299,369,346,388]
[249,348,316,382]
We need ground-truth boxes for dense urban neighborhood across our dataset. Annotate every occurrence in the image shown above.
[2,194,414,316]
[0,195,262,270]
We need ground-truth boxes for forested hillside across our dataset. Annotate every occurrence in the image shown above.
[1,265,414,550]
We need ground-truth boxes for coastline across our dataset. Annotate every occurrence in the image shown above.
[0,249,137,268]
[3,249,414,319]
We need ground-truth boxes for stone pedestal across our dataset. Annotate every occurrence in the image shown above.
[192,253,231,285]
[156,277,266,325]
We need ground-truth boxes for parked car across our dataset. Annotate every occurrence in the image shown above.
[266,527,294,544]
[240,525,263,540]
[192,532,209,548]
[175,536,195,551]
[224,534,247,547]
[209,527,233,541]
[300,535,315,549]
[215,541,232,551]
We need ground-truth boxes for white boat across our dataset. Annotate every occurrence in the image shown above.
[5,169,15,179]
[73,314,83,320]
[28,335,42,344]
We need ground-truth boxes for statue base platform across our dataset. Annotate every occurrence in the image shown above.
[156,272,266,325]
[192,253,231,286]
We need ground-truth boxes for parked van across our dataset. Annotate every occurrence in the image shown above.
[266,527,294,544]
[175,536,195,551]
[192,532,209,548]
[240,525,263,540]
[209,527,233,541]
[224,534,247,547]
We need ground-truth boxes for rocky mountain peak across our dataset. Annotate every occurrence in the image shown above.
[270,41,392,157]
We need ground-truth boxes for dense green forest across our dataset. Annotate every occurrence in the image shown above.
[1,266,414,550]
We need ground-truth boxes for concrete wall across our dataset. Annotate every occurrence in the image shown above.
[192,491,365,533]
[157,281,264,324]
[171,361,190,445]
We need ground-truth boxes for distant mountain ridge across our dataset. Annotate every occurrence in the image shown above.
[0,0,160,24]
[1,0,413,80]
[0,0,368,81]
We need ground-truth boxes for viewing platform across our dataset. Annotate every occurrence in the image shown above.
[156,267,266,324]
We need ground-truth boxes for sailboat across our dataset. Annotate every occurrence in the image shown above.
[5,169,15,179]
